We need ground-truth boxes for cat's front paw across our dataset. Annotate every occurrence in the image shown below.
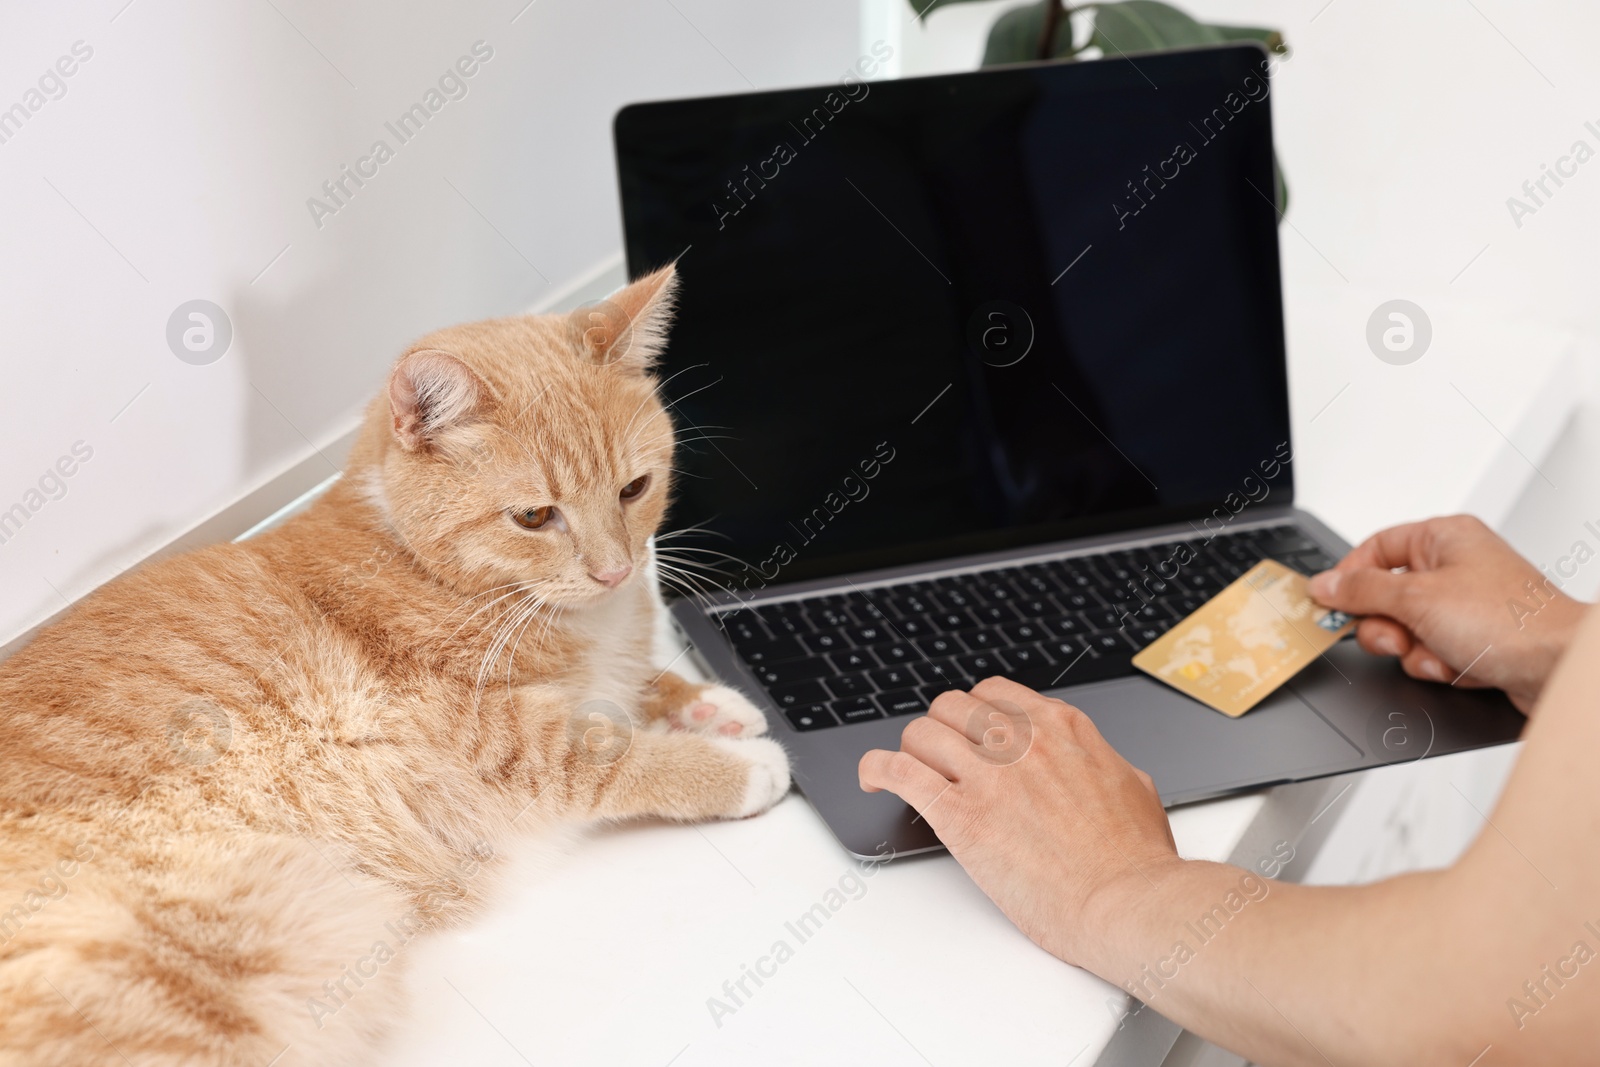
[712,736,792,817]
[669,684,769,738]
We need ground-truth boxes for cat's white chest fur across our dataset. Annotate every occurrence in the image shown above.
[566,583,658,718]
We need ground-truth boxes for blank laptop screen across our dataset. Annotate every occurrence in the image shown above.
[614,44,1291,585]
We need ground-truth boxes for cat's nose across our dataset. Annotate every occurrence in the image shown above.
[590,564,633,588]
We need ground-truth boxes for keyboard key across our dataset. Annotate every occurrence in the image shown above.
[1032,649,1132,687]
[962,627,1002,650]
[1084,629,1136,654]
[933,587,974,610]
[1084,607,1125,630]
[800,631,849,655]
[808,605,854,629]
[1127,624,1165,646]
[752,602,809,629]
[1003,644,1052,672]
[1219,540,1259,562]
[1043,613,1088,635]
[849,624,894,645]
[877,642,915,663]
[956,651,1010,678]
[752,658,833,687]
[721,616,769,645]
[827,648,878,673]
[1056,589,1098,611]
[737,635,807,664]
[917,658,972,688]
[785,704,838,731]
[1258,533,1319,556]
[1014,570,1059,596]
[763,614,809,636]
[1042,636,1088,661]
[915,635,963,659]
[870,666,919,690]
[1100,557,1135,582]
[833,696,882,724]
[888,617,929,639]
[969,603,1016,625]
[1282,551,1337,575]
[1000,620,1050,644]
[1056,565,1103,591]
[1010,596,1058,619]
[1137,575,1173,597]
[930,610,976,632]
[827,672,874,698]
[885,590,935,616]
[768,680,828,708]
[971,579,1015,602]
[1128,602,1174,623]
[875,689,927,717]
[837,592,880,619]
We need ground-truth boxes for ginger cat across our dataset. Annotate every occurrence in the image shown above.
[0,265,790,1066]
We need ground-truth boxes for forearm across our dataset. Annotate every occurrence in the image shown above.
[1078,860,1484,1065]
[1076,606,1600,1063]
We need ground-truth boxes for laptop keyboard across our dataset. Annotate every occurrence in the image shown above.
[712,524,1339,733]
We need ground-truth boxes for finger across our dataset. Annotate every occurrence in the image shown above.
[969,674,1057,709]
[926,688,994,745]
[1432,644,1494,689]
[899,715,979,781]
[1309,564,1416,619]
[859,748,951,810]
[1400,646,1449,683]
[1355,617,1414,659]
[1333,521,1433,573]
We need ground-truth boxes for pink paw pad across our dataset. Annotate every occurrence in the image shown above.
[691,702,716,722]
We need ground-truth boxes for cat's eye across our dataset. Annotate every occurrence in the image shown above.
[620,475,650,501]
[511,506,554,530]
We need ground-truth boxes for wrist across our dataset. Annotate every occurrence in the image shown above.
[1514,595,1586,712]
[1069,853,1189,978]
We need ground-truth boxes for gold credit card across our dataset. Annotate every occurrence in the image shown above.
[1131,559,1355,718]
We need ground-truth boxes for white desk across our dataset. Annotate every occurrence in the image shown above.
[376,291,1580,1066]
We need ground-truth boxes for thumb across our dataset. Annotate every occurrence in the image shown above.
[1308,566,1413,620]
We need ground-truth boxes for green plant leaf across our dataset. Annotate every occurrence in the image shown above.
[979,0,1070,65]
[1088,1,1226,56]
[1208,24,1289,55]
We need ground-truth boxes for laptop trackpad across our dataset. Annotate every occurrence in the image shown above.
[1055,674,1361,805]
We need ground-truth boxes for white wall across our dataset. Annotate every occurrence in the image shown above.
[0,0,861,643]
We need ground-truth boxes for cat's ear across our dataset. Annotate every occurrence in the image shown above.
[570,264,678,372]
[387,349,489,452]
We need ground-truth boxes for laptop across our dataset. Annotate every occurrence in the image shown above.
[612,44,1526,858]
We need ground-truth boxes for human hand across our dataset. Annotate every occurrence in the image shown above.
[1307,515,1584,714]
[858,676,1179,967]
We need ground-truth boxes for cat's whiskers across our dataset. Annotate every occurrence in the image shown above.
[651,544,749,568]
[652,554,743,603]
[627,421,732,451]
[495,590,555,696]
[617,361,707,452]
[446,580,546,641]
[476,585,549,695]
